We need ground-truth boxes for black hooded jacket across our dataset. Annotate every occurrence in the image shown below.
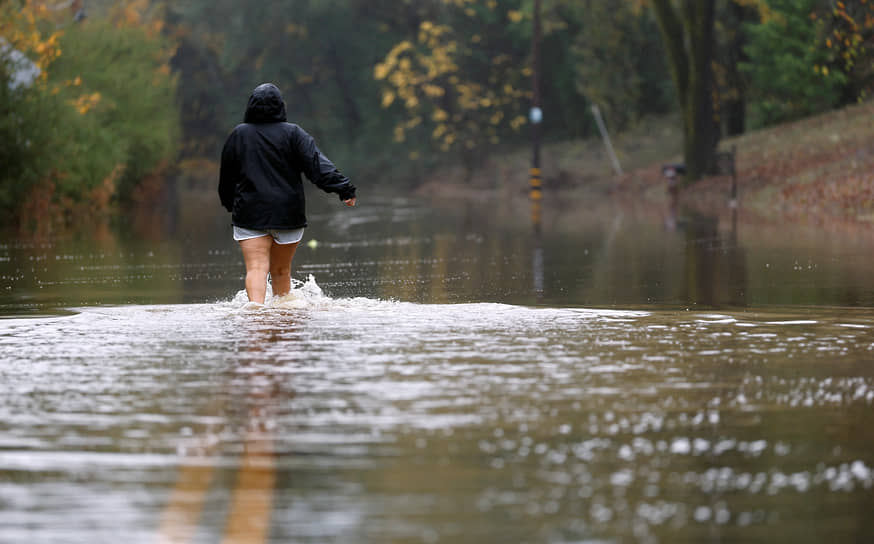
[218,83,356,229]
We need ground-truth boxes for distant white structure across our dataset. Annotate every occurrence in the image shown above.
[0,38,42,90]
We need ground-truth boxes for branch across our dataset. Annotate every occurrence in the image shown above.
[649,0,689,107]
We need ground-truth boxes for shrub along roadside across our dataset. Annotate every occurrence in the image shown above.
[0,15,179,231]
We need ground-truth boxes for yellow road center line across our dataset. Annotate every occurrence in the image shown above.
[156,460,218,544]
[221,429,277,544]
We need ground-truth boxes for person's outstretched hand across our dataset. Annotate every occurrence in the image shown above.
[343,198,357,207]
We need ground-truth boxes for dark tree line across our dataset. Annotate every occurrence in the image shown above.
[2,0,872,227]
[163,0,871,183]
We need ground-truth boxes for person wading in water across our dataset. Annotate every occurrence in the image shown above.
[219,83,357,304]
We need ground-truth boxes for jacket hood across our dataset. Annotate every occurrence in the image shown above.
[244,83,287,123]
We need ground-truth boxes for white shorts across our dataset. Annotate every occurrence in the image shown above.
[233,226,305,245]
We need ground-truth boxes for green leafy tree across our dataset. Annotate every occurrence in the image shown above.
[166,0,404,174]
[373,0,598,168]
[819,0,874,102]
[0,2,179,224]
[570,1,673,129]
[741,0,846,127]
[50,20,180,202]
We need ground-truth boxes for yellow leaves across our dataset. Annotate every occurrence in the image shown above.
[510,115,527,131]
[123,3,143,26]
[440,133,456,152]
[375,40,414,80]
[285,24,308,39]
[150,20,164,35]
[374,63,391,81]
[423,84,445,98]
[734,0,781,24]
[381,90,396,108]
[391,40,415,57]
[374,4,533,153]
[388,70,407,88]
[418,21,452,49]
[70,92,102,115]
[404,116,423,129]
[1,5,63,70]
[456,83,480,110]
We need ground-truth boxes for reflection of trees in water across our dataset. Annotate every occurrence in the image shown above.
[682,210,747,308]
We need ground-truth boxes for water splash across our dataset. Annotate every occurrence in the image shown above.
[226,274,334,311]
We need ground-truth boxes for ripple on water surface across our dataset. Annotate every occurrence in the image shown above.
[1,278,874,543]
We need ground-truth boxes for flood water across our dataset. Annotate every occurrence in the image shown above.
[1,193,873,543]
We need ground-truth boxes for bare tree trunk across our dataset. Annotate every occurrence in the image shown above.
[724,0,752,136]
[650,0,719,183]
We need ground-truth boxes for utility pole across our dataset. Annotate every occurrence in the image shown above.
[529,0,543,231]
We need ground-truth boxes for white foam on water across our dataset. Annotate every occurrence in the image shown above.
[223,274,362,313]
[214,275,653,337]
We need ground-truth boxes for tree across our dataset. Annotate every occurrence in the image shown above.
[741,0,846,127]
[0,0,179,225]
[649,0,719,183]
[570,0,673,129]
[373,1,532,163]
[164,0,406,174]
[821,0,874,102]
[716,0,757,136]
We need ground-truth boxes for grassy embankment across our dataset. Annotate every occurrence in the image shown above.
[417,101,874,231]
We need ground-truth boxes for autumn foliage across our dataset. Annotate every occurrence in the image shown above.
[375,14,529,154]
[0,0,178,230]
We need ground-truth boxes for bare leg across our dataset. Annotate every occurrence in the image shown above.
[269,240,299,297]
[239,235,273,304]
